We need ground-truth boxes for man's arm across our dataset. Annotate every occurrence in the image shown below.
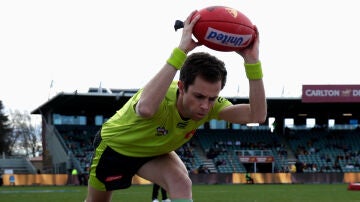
[136,11,200,118]
[219,29,267,124]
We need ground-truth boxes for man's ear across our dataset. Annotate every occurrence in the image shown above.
[177,80,185,94]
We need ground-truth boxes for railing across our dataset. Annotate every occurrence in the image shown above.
[234,149,273,156]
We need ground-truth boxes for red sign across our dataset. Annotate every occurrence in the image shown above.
[302,85,360,103]
[238,156,274,163]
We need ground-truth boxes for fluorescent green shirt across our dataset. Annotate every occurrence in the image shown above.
[101,81,232,157]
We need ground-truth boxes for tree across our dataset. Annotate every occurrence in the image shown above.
[0,100,12,155]
[9,110,41,157]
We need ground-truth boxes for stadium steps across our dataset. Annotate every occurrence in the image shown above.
[191,149,217,173]
[280,136,296,160]
[279,135,297,166]
[191,138,218,173]
[202,159,217,173]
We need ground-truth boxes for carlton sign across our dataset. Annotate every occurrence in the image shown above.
[302,85,360,103]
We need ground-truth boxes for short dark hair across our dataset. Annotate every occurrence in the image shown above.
[179,52,227,91]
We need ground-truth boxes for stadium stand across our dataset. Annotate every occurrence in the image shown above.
[0,158,37,174]
[287,127,360,173]
[30,87,360,177]
[195,128,283,173]
[32,120,360,176]
[55,125,99,174]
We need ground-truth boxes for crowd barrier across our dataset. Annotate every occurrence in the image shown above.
[1,174,68,186]
[1,173,360,186]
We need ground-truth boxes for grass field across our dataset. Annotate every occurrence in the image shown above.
[0,184,359,202]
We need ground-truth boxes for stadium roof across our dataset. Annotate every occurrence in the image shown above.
[31,88,138,118]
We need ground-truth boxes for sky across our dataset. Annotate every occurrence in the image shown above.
[1,0,360,115]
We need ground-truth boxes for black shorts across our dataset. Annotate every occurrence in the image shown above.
[89,131,156,191]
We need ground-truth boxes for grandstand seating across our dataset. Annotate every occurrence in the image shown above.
[52,124,360,174]
[194,128,282,173]
[287,127,360,173]
[54,125,99,174]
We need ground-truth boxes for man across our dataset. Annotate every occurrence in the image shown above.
[85,9,266,202]
[245,172,254,184]
[152,183,171,202]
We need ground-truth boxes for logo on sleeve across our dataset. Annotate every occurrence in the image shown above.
[217,97,227,103]
[156,127,168,136]
[177,121,189,128]
[184,130,196,139]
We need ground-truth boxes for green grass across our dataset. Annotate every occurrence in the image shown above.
[0,184,359,202]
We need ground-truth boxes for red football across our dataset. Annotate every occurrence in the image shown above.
[191,6,256,52]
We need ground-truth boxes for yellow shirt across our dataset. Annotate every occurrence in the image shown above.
[71,169,78,175]
[290,164,296,173]
[101,81,232,157]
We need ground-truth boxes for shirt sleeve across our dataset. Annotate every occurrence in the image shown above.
[208,96,233,120]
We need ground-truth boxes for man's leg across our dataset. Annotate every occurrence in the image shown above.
[160,187,168,200]
[138,151,193,201]
[85,184,112,202]
[85,132,114,202]
[152,183,160,200]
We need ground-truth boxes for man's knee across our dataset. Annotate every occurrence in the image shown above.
[86,184,113,202]
[166,174,192,199]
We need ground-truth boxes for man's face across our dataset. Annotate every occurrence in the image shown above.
[178,76,222,121]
